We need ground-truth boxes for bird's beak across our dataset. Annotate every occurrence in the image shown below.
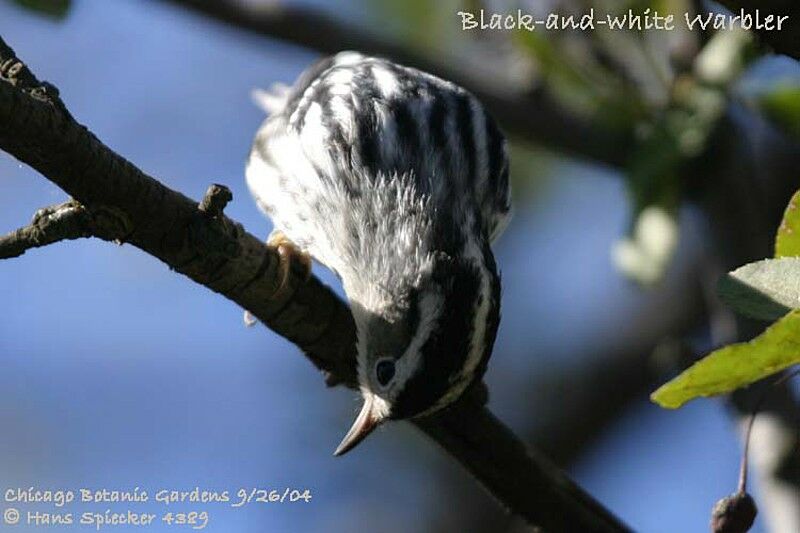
[334,393,382,456]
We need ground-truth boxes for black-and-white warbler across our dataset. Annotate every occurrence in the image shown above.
[246,52,511,455]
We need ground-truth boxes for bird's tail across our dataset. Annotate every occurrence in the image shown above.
[251,83,291,115]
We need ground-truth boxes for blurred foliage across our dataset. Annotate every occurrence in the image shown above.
[513,28,646,127]
[652,189,800,408]
[611,205,678,285]
[467,0,750,285]
[506,143,558,200]
[10,0,70,19]
[758,84,800,142]
[367,0,461,55]
[615,29,755,283]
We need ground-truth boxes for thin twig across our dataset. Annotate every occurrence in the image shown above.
[739,369,800,494]
[0,200,134,259]
[0,201,92,259]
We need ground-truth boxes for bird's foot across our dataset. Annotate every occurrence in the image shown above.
[267,229,312,301]
[242,230,311,328]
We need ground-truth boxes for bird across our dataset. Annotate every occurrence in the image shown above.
[245,51,511,456]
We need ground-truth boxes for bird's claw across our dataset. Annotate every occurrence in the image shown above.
[267,230,312,301]
[242,232,310,327]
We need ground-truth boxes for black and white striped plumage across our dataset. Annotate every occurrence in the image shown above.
[246,52,511,455]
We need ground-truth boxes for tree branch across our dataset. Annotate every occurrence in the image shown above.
[0,201,94,259]
[0,35,630,532]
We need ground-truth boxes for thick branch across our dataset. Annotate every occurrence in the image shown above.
[160,0,632,167]
[0,36,629,532]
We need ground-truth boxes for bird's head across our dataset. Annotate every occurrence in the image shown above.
[334,249,500,456]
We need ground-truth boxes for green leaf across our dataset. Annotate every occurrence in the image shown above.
[776,189,800,258]
[10,0,71,19]
[651,310,800,408]
[718,258,800,321]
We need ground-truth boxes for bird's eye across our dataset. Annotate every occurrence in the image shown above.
[375,359,396,387]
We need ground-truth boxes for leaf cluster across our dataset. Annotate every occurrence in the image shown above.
[652,190,800,408]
